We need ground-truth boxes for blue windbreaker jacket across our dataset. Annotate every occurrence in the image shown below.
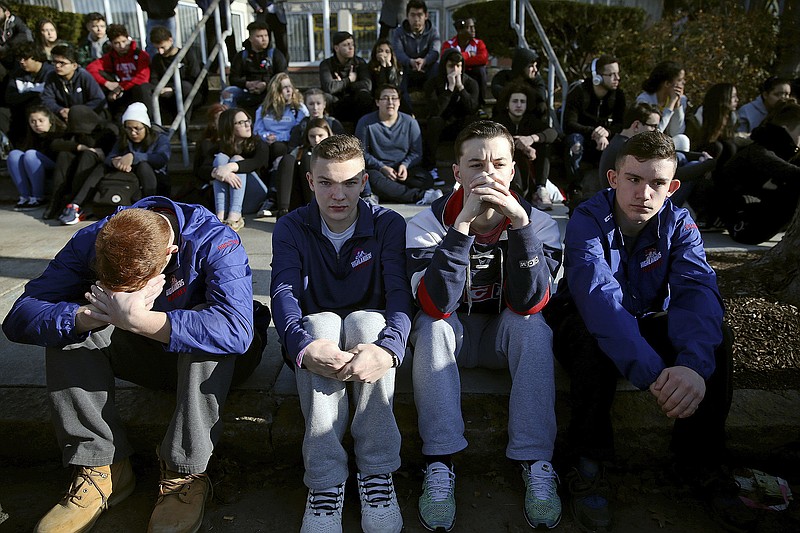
[270,198,414,365]
[557,188,723,390]
[2,197,254,355]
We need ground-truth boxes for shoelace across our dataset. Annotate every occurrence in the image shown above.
[424,465,455,502]
[359,473,394,507]
[158,473,207,496]
[308,485,343,515]
[525,463,559,500]
[66,466,109,506]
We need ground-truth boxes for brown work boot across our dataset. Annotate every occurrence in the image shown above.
[34,459,135,533]
[147,467,211,533]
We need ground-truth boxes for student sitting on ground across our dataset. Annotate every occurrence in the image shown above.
[8,105,64,211]
[86,23,151,119]
[41,44,106,123]
[44,105,118,220]
[492,81,558,209]
[3,42,53,145]
[57,102,169,225]
[548,130,756,533]
[271,134,413,533]
[356,83,440,205]
[718,99,800,244]
[209,107,270,232]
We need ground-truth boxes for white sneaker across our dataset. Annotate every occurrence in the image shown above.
[300,483,344,533]
[358,472,402,533]
[532,185,553,211]
[416,188,444,206]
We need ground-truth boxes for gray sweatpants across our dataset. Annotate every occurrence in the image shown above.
[295,311,401,490]
[410,309,557,461]
[46,325,257,474]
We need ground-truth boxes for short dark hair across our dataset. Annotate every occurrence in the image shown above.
[407,0,428,14]
[595,54,618,73]
[374,83,400,100]
[641,61,684,94]
[311,134,365,168]
[454,120,515,160]
[84,12,106,25]
[760,76,792,95]
[247,20,270,34]
[0,2,11,13]
[622,103,660,129]
[14,41,47,63]
[51,44,78,64]
[107,24,129,41]
[615,130,676,171]
[149,26,172,45]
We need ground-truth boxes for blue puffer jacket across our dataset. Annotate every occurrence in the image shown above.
[2,197,254,355]
[557,188,723,389]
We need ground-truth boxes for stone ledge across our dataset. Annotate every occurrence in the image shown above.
[3,382,797,468]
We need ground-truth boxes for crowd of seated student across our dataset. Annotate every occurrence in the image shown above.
[2,0,798,226]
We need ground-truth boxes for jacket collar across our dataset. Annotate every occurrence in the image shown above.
[306,197,375,238]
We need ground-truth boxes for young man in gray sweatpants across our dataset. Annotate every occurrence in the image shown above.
[405,120,563,531]
[2,198,263,533]
[270,134,414,533]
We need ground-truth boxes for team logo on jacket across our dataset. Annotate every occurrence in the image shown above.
[640,248,663,272]
[351,249,373,270]
[166,275,186,301]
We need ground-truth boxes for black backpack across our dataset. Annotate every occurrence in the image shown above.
[93,171,142,207]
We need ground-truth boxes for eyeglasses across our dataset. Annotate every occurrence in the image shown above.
[379,96,400,102]
[125,125,146,133]
[234,119,252,127]
[53,60,74,67]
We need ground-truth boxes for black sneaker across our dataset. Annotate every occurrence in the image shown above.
[13,198,28,211]
[567,466,612,532]
[678,465,758,533]
[22,198,45,211]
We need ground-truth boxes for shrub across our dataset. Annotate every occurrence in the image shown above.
[10,2,84,46]
[455,1,778,108]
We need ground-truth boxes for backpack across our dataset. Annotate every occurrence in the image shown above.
[93,171,142,207]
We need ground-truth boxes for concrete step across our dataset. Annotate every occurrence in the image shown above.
[1,339,798,468]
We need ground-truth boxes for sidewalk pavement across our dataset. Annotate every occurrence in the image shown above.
[1,201,798,532]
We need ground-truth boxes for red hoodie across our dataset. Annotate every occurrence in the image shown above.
[86,39,150,91]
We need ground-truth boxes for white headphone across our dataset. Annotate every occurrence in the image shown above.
[591,58,602,86]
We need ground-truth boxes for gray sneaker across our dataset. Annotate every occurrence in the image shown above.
[418,462,455,531]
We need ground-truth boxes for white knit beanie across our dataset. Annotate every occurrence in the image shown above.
[121,102,151,128]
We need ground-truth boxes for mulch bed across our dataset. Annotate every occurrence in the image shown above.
[709,251,800,389]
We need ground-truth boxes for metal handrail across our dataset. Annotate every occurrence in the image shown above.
[510,0,569,131]
[151,0,232,168]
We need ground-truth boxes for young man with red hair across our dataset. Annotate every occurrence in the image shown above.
[3,197,264,533]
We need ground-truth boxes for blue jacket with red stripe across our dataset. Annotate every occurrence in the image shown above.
[2,197,254,356]
[406,188,562,318]
[556,188,723,389]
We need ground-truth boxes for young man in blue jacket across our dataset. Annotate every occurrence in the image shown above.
[3,197,263,533]
[550,131,755,533]
[271,134,414,533]
[406,120,563,531]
